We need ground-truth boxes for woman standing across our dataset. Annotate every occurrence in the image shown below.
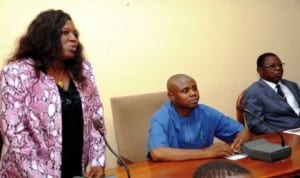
[0,9,106,178]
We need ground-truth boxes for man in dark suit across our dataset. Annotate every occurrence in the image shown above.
[242,52,300,135]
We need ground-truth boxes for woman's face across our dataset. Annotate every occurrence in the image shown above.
[60,20,79,60]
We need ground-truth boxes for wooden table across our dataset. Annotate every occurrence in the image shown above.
[105,133,300,178]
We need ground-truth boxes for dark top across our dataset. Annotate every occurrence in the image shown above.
[59,81,84,178]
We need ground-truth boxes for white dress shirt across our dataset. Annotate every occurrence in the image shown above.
[263,79,300,116]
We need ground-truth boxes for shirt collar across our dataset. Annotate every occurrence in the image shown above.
[262,79,282,91]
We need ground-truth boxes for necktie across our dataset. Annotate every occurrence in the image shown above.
[276,84,286,99]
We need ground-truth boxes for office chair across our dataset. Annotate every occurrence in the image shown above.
[110,91,169,166]
[236,92,246,126]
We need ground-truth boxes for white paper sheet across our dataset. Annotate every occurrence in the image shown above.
[283,127,300,136]
[224,153,248,160]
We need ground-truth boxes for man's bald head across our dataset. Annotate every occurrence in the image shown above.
[166,74,199,116]
[167,74,195,92]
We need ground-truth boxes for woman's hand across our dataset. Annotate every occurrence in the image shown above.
[85,166,105,178]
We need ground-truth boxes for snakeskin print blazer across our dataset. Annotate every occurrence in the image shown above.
[0,58,106,178]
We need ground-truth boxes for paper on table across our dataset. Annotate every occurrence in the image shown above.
[283,127,300,136]
[224,153,248,160]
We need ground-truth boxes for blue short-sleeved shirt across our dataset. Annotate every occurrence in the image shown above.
[147,101,244,158]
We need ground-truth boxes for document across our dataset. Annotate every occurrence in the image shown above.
[283,127,300,136]
[224,153,248,160]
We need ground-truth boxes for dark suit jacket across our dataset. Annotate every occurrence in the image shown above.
[242,79,300,135]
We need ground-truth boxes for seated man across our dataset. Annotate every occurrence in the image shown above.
[242,52,300,135]
[147,74,250,161]
[193,160,254,178]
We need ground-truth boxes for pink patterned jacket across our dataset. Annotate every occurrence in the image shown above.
[0,58,106,178]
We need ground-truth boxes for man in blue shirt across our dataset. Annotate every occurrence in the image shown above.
[147,74,250,161]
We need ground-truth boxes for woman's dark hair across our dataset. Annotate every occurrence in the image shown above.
[8,9,86,83]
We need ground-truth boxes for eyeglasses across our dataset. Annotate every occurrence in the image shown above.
[261,63,285,71]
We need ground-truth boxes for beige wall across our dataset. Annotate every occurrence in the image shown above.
[1,0,300,168]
